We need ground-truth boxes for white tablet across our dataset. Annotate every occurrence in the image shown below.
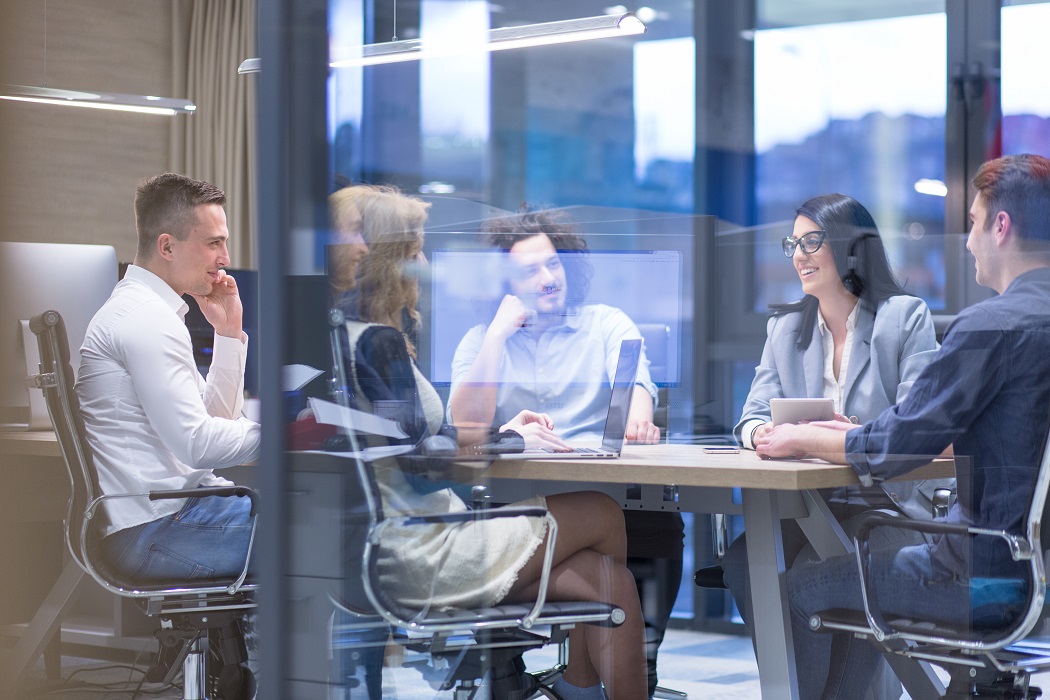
[769,398,835,426]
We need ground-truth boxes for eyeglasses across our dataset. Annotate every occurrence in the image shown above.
[782,230,827,258]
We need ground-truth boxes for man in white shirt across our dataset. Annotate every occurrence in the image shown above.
[78,173,261,582]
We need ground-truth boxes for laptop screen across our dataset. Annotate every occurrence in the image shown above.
[601,339,642,453]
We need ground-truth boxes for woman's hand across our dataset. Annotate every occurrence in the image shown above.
[813,418,860,432]
[751,422,773,445]
[755,423,810,459]
[832,412,859,426]
[500,410,571,451]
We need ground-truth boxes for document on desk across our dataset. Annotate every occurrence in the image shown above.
[283,364,325,391]
[307,444,418,460]
[308,397,409,439]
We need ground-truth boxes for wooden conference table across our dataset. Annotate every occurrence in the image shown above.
[481,443,954,700]
[1,433,952,699]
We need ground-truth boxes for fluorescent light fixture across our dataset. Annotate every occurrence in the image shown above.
[238,58,261,75]
[0,84,196,116]
[332,13,645,67]
[914,178,948,197]
[238,12,645,74]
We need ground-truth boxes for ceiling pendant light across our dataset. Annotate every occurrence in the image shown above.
[0,1,196,116]
[0,85,196,116]
[238,12,646,74]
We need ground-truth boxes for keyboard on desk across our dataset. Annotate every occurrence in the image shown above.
[538,447,606,454]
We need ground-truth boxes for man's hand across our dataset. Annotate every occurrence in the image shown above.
[189,269,244,339]
[626,417,660,444]
[487,294,536,341]
[501,410,571,452]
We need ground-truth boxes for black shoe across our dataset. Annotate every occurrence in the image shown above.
[693,565,728,589]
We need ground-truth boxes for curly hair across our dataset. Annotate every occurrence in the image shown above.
[482,208,593,307]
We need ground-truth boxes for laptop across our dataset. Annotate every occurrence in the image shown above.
[499,338,642,460]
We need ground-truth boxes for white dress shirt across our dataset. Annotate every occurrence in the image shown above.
[77,265,261,536]
[816,302,859,415]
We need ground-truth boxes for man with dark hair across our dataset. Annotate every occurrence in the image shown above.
[447,209,680,699]
[78,173,260,582]
[756,154,1050,698]
[449,210,660,443]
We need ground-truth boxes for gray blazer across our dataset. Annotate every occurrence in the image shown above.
[735,294,950,520]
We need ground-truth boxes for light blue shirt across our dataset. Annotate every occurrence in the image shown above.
[449,304,657,441]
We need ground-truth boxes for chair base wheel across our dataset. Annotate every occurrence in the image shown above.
[945,676,1041,699]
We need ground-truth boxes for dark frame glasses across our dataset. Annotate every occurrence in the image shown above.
[782,230,827,258]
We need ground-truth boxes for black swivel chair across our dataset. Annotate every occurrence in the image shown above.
[325,315,627,699]
[811,414,1050,699]
[26,310,258,700]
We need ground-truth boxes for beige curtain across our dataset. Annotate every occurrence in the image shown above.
[170,0,257,269]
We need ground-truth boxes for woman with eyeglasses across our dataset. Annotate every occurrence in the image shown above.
[718,193,948,700]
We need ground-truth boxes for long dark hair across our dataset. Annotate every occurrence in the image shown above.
[770,194,908,351]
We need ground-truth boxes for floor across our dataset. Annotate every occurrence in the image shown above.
[15,627,757,699]
[14,628,1050,699]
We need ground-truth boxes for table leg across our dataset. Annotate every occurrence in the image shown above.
[742,488,800,700]
[796,490,946,700]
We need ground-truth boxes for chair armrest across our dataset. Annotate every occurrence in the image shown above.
[852,511,1033,644]
[150,485,260,517]
[854,511,974,540]
[398,506,546,527]
[81,485,260,596]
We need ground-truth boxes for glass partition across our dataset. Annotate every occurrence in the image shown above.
[753,5,948,312]
[1002,1,1050,157]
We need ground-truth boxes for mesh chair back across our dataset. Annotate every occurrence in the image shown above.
[29,310,102,572]
[328,317,384,615]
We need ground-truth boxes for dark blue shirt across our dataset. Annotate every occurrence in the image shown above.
[847,268,1050,577]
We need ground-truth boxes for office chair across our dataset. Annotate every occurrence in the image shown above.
[326,315,627,699]
[811,419,1050,699]
[27,310,258,700]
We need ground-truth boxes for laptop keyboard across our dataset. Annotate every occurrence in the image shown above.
[540,446,603,453]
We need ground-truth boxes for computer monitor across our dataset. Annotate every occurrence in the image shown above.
[420,211,700,436]
[426,247,684,386]
[0,241,118,429]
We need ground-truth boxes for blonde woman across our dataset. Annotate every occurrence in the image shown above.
[329,185,647,700]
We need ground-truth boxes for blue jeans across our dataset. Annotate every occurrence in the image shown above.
[722,508,924,700]
[97,493,254,582]
[787,542,1021,700]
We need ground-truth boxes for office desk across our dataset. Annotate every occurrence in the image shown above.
[3,434,952,699]
[0,432,158,694]
[0,431,76,693]
[481,445,953,700]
